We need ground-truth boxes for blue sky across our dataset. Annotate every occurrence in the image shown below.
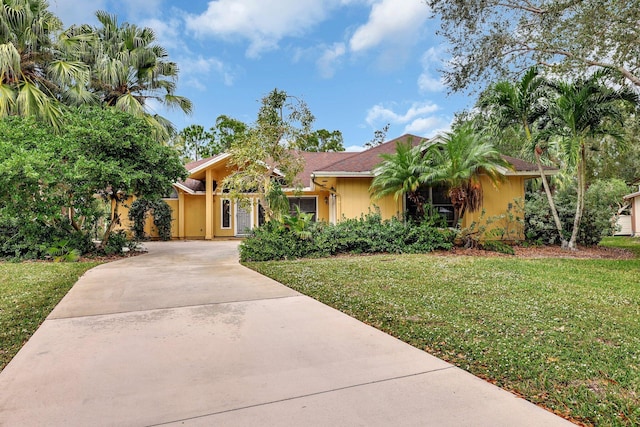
[49,0,471,151]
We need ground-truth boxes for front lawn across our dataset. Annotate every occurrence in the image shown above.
[0,262,100,371]
[246,253,640,426]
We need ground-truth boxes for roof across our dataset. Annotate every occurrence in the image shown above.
[175,134,557,193]
[314,134,424,174]
[624,191,640,200]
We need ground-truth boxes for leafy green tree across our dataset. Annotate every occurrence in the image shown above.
[421,124,512,225]
[223,88,314,221]
[0,108,187,255]
[177,124,210,161]
[294,129,345,152]
[428,0,640,91]
[542,71,638,249]
[67,11,192,141]
[0,0,92,129]
[370,138,428,218]
[209,114,248,153]
[478,68,567,247]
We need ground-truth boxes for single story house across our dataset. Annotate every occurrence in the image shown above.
[623,187,640,237]
[121,134,555,240]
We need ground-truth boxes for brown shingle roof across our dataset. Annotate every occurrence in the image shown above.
[315,134,425,173]
[501,155,556,173]
[295,151,357,187]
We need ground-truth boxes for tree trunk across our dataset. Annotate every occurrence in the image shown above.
[568,144,587,250]
[99,198,120,250]
[534,148,568,248]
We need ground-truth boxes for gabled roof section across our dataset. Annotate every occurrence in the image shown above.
[314,134,425,175]
[295,151,357,187]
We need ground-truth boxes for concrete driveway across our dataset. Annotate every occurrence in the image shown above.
[0,241,573,426]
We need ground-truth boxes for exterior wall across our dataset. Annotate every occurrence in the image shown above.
[335,177,401,220]
[183,195,206,239]
[461,175,526,240]
[632,196,640,237]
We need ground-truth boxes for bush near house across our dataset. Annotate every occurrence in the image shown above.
[239,211,455,261]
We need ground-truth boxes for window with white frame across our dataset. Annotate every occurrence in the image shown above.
[221,199,231,229]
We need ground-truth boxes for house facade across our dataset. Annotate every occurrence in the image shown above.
[125,134,552,240]
[623,188,640,237]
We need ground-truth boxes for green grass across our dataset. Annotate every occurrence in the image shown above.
[0,262,100,371]
[600,236,640,257]
[247,254,640,426]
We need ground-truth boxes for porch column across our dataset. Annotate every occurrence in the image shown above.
[205,169,213,240]
[178,191,185,239]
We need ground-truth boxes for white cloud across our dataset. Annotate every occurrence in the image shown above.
[365,101,451,138]
[316,43,347,78]
[48,0,107,26]
[345,144,366,152]
[140,17,183,50]
[349,0,430,53]
[418,47,446,92]
[175,55,239,91]
[185,0,346,58]
[366,101,440,125]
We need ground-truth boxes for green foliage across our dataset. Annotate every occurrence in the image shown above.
[239,210,455,261]
[101,230,129,256]
[223,88,313,220]
[46,239,81,263]
[428,0,640,92]
[293,129,345,152]
[128,199,173,241]
[525,187,617,246]
[0,108,186,259]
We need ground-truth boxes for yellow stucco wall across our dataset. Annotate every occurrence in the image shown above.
[183,195,206,239]
[335,177,401,220]
[461,175,525,239]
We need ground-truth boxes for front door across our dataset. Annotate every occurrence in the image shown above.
[235,204,252,236]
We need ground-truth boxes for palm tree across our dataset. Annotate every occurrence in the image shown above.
[0,0,92,129]
[370,138,429,219]
[69,11,192,141]
[478,67,568,247]
[421,124,513,226]
[544,71,638,249]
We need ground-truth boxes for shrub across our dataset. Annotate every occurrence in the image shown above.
[524,183,622,246]
[128,199,173,241]
[239,210,454,262]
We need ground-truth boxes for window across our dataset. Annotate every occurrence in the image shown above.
[405,185,454,226]
[221,199,231,229]
[288,197,317,221]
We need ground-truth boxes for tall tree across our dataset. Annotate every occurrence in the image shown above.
[223,88,314,221]
[428,0,640,92]
[294,129,345,152]
[0,0,92,129]
[370,138,428,218]
[0,107,187,254]
[478,67,567,247]
[68,11,192,141]
[542,71,638,249]
[209,114,248,154]
[421,124,512,225]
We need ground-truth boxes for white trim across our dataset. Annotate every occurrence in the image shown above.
[312,171,374,178]
[221,198,232,230]
[188,153,232,174]
[624,191,640,200]
[173,182,195,194]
